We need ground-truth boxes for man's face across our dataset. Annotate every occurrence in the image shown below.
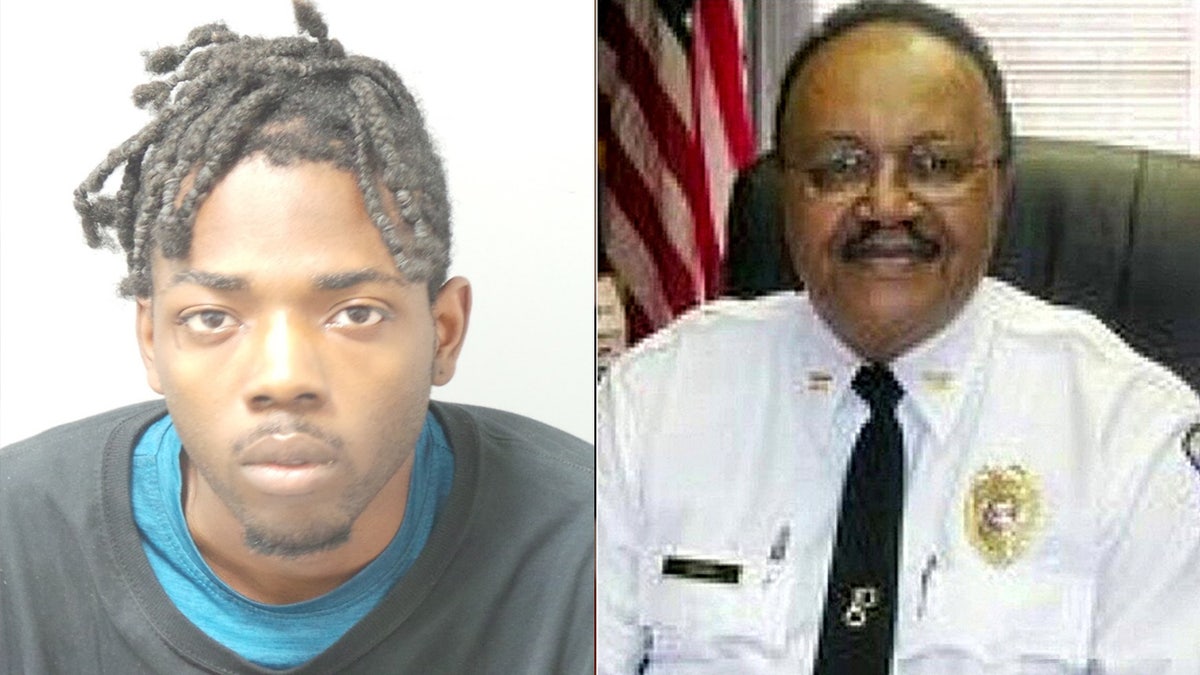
[137,155,469,558]
[778,23,1007,361]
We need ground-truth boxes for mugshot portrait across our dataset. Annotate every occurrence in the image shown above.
[0,0,595,446]
[0,1,595,671]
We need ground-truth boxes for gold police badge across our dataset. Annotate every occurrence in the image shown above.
[965,465,1041,567]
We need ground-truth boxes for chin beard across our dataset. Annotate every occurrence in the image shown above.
[242,521,353,559]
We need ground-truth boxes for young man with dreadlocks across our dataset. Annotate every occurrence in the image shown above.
[0,2,593,672]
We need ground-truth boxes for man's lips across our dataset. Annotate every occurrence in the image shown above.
[239,434,339,496]
[240,433,337,465]
[841,230,940,262]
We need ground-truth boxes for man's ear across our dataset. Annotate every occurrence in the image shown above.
[431,276,472,386]
[136,298,165,394]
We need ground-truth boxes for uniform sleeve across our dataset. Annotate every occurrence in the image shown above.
[1092,379,1200,673]
[596,371,645,675]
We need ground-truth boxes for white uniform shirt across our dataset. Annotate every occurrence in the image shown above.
[597,278,1200,674]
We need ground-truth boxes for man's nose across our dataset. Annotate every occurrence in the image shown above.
[859,155,921,226]
[243,310,329,412]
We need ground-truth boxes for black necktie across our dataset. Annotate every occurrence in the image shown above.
[813,363,905,674]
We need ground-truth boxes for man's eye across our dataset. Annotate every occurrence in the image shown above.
[179,310,237,334]
[328,306,387,328]
[826,148,870,175]
[807,147,871,190]
[908,149,963,182]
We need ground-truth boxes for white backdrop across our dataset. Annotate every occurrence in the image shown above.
[0,1,595,445]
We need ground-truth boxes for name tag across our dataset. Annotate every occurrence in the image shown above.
[661,556,742,584]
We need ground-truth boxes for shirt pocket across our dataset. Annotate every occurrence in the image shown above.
[898,566,1094,674]
[638,550,792,665]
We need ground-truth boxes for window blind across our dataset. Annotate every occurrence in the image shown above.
[814,0,1200,156]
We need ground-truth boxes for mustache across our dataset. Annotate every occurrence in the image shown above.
[233,415,345,454]
[840,220,941,261]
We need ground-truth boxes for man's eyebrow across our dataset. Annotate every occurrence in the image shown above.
[313,269,408,290]
[797,133,865,153]
[167,269,247,291]
[908,131,953,145]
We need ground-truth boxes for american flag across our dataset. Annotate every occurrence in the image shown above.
[599,0,756,342]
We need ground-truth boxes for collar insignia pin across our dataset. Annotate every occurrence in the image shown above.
[965,464,1041,567]
[922,370,954,392]
[807,371,833,392]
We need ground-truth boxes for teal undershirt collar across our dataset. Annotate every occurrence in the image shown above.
[131,411,453,670]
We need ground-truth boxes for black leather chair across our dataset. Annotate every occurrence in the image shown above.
[723,138,1200,392]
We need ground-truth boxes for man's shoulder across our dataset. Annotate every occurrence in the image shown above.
[982,279,1197,405]
[635,292,805,349]
[430,401,592,492]
[612,293,806,382]
[982,278,1125,346]
[2,400,166,457]
[0,401,164,541]
[1,401,166,484]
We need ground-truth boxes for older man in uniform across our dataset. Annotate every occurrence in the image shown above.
[597,1,1200,673]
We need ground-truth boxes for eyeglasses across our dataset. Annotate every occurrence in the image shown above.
[782,140,1002,203]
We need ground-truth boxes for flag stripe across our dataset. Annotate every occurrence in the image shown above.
[600,0,755,342]
[625,299,657,349]
[603,190,674,329]
[603,2,719,305]
[689,17,727,297]
[698,0,756,164]
[600,7,698,201]
[692,56,735,273]
[605,141,696,314]
[605,81,705,296]
[617,0,693,125]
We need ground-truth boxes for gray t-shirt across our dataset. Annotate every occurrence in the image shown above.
[0,400,594,674]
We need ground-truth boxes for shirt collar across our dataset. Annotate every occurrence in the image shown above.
[791,294,864,419]
[890,281,992,446]
[793,279,996,446]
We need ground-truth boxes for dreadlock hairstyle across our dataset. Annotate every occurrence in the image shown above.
[75,0,450,300]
